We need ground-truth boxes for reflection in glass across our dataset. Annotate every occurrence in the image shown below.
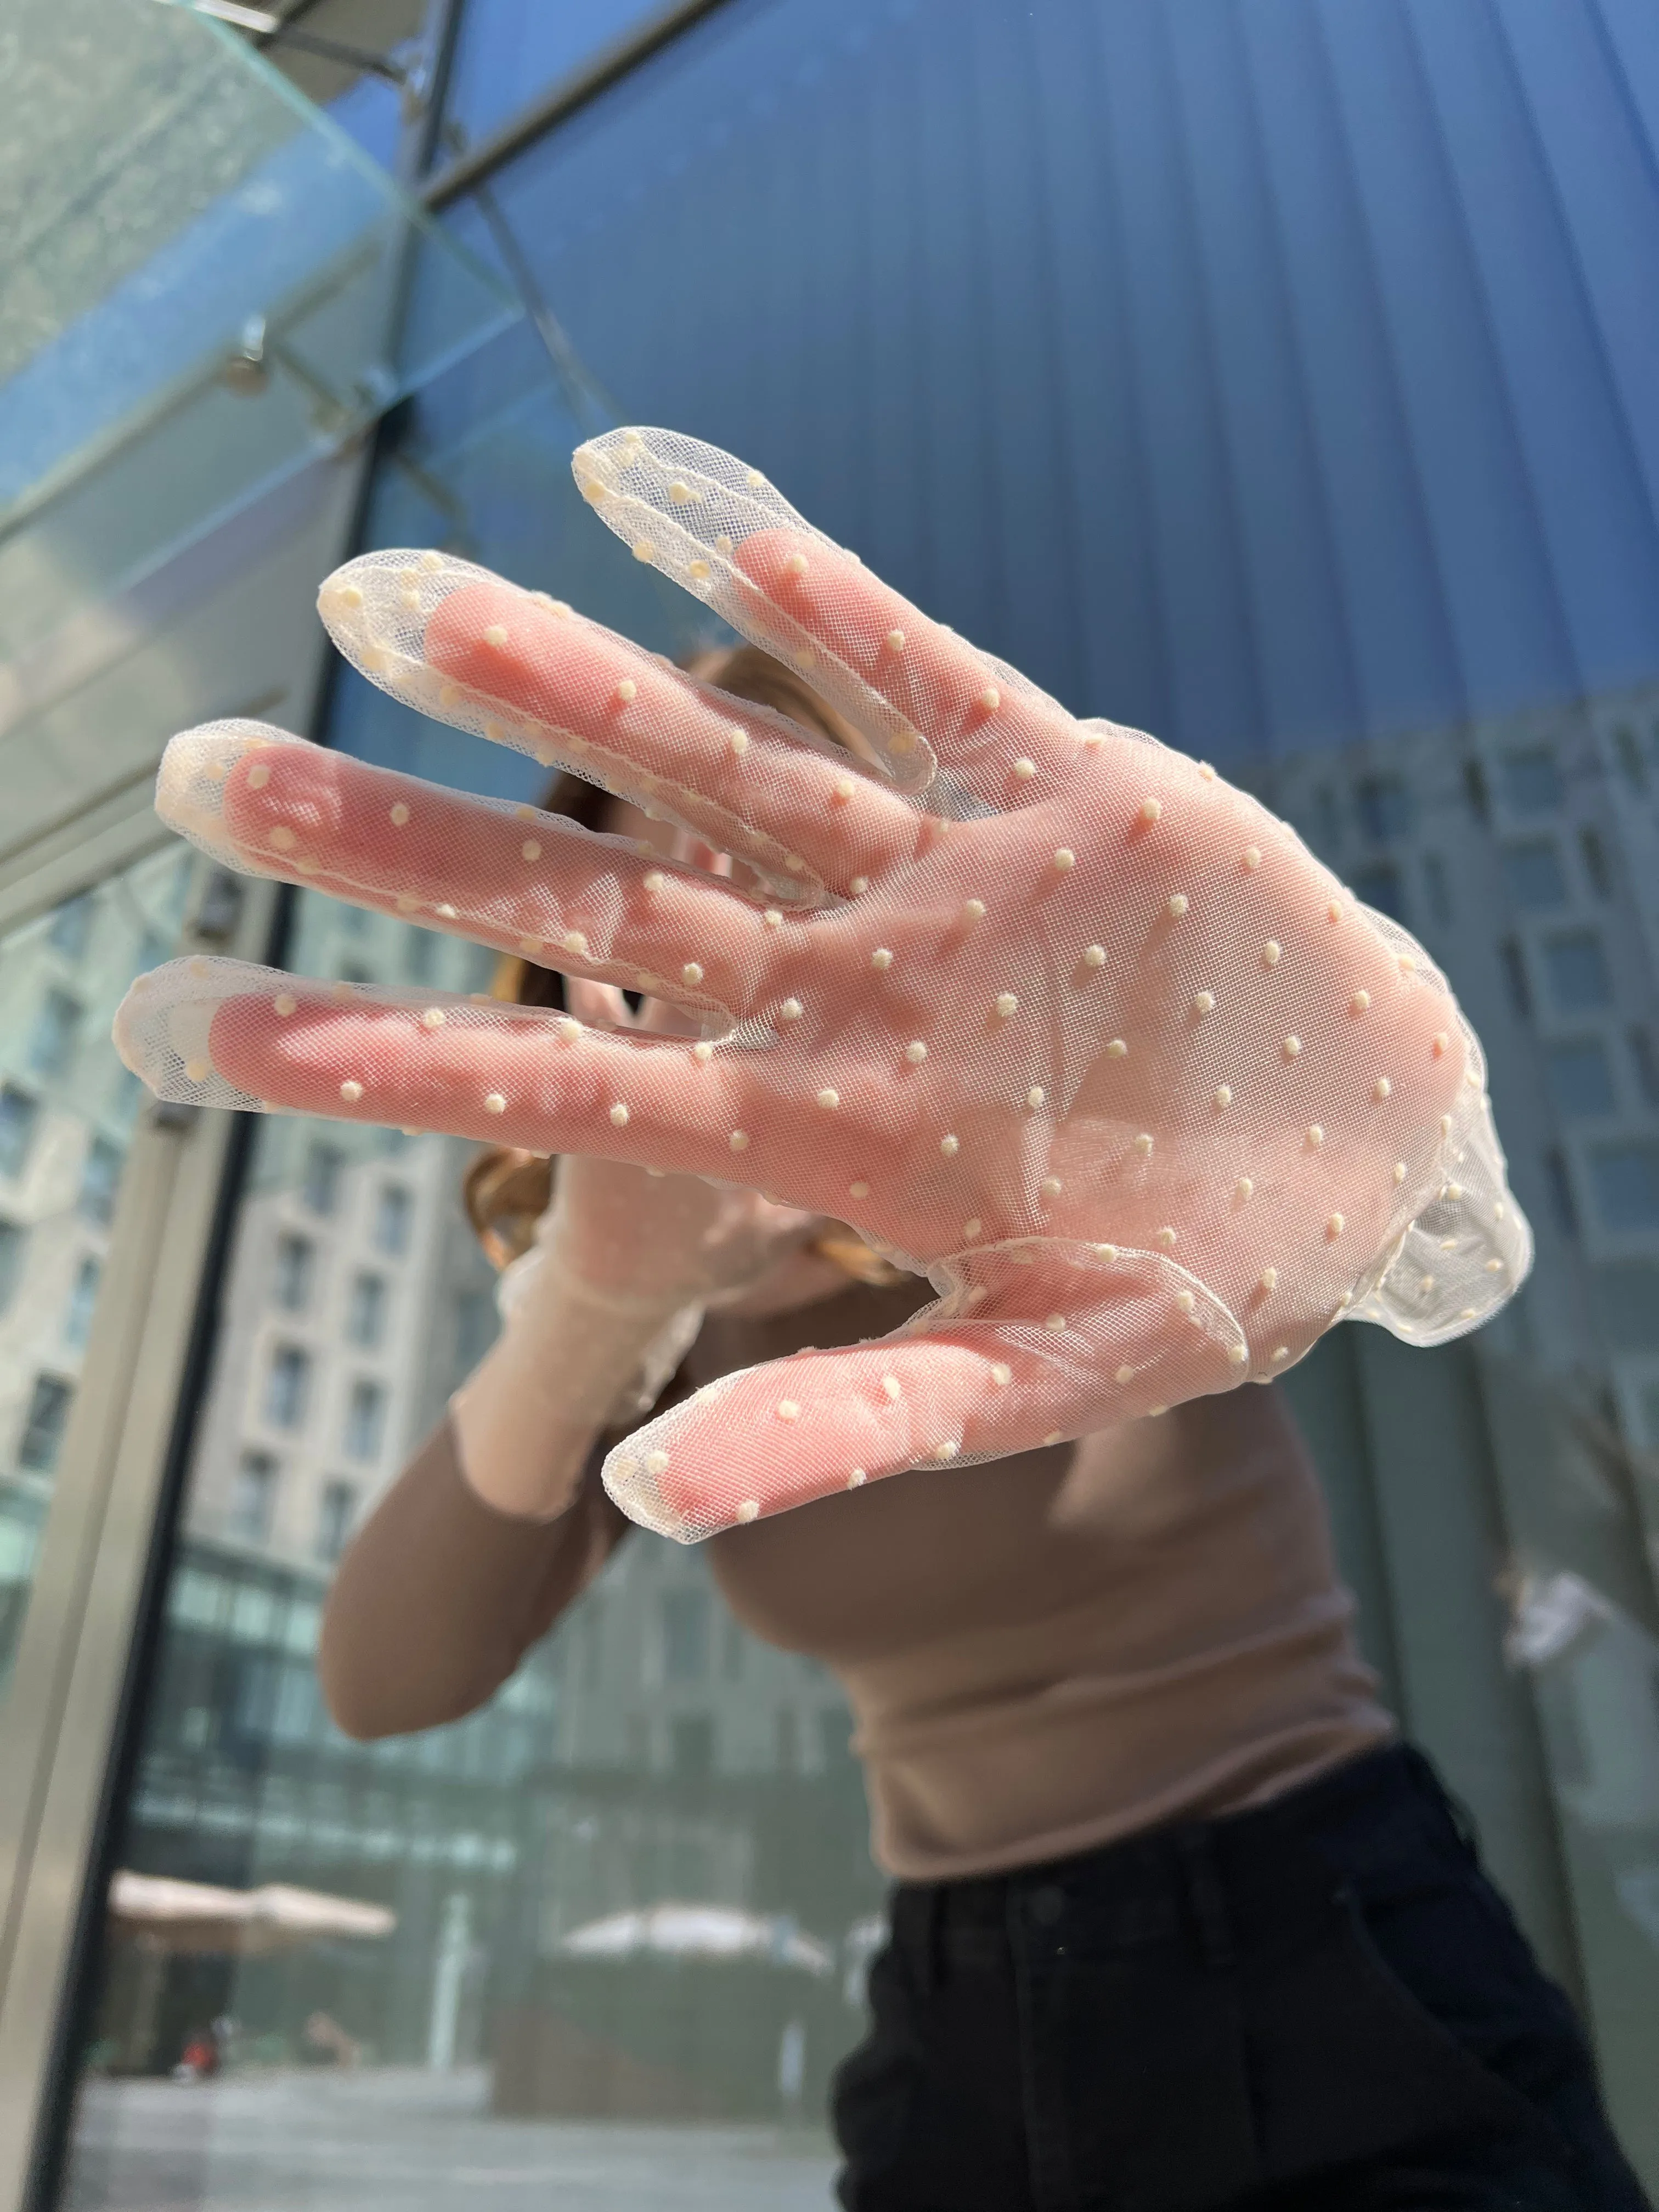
[0,842,193,1704]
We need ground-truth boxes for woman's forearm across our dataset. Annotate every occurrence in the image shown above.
[450,1266,702,1517]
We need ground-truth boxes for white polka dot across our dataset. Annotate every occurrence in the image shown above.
[1307,1125,1324,1148]
[1283,1036,1301,1059]
[247,763,270,791]
[1262,940,1281,967]
[522,839,541,861]
[273,993,296,1017]
[614,680,636,704]
[1227,1344,1249,1367]
[563,931,588,957]
[1155,1226,1177,1250]
[1326,1212,1345,1239]
[776,1400,800,1421]
[1012,758,1037,781]
[610,1102,629,1126]
[990,1363,1011,1387]
[784,552,809,577]
[185,1058,210,1084]
[1243,845,1262,871]
[1115,1364,1136,1385]
[1351,990,1370,1014]
[484,624,508,647]
[994,993,1017,1019]
[1139,798,1162,825]
[1028,1087,1046,1110]
[737,1500,760,1523]
[1053,848,1075,871]
[1045,1312,1066,1331]
[338,1081,363,1104]
[1040,1176,1062,1197]
[421,1007,445,1030]
[1236,1176,1254,1201]
[729,1130,749,1152]
[779,998,803,1025]
[268,826,296,851]
[940,1133,960,1156]
[1167,893,1189,919]
[905,1039,928,1063]
[1108,1039,1128,1059]
[1176,1289,1197,1314]
[882,1374,902,1402]
[1373,1076,1392,1101]
[1259,1267,1278,1293]
[871,947,893,970]
[485,1093,506,1115]
[1193,991,1215,1018]
[818,1088,839,1110]
[728,727,749,758]
[681,962,703,986]
[849,1179,871,1200]
[887,629,906,652]
[1214,1084,1232,1109]
[692,1041,714,1063]
[963,898,986,922]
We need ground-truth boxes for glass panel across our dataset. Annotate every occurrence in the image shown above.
[446,0,683,150]
[0,844,195,1704]
[61,882,866,2204]
[0,0,515,851]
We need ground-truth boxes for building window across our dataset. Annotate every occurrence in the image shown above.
[1498,938,1532,1021]
[452,1288,495,1384]
[1312,786,1340,853]
[1500,841,1566,913]
[1352,862,1406,923]
[818,1708,854,1767]
[47,892,94,959]
[0,1219,26,1312]
[1463,757,1490,821]
[403,926,438,983]
[1422,854,1452,927]
[1612,726,1647,793]
[372,1184,411,1256]
[775,1708,799,1775]
[1589,1143,1659,1232]
[1355,774,1413,842]
[64,1255,101,1347]
[1547,1041,1616,1119]
[0,1088,40,1180]
[272,1234,314,1313]
[1502,747,1562,813]
[669,1714,714,1779]
[18,1375,73,1473]
[1578,826,1613,901]
[264,1345,311,1431]
[110,1066,142,1125]
[29,989,83,1080]
[315,1479,358,1564]
[662,1588,710,1683]
[78,1137,124,1226]
[343,1379,387,1460]
[1544,1148,1578,1237]
[346,1272,387,1349]
[1543,932,1612,1012]
[229,1451,279,1544]
[1630,1028,1659,1111]
[302,1143,345,1216]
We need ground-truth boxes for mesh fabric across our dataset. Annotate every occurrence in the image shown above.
[115,427,1532,1542]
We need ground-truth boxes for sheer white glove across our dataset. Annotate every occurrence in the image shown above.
[115,426,1532,1542]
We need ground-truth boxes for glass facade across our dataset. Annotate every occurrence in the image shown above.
[3,0,1658,2204]
[0,847,194,1707]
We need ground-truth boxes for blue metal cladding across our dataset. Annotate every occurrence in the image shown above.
[408,0,1659,774]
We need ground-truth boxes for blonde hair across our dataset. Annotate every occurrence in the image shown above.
[462,644,901,1285]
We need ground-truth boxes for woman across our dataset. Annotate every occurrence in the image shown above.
[126,430,1646,2209]
[307,645,1642,2211]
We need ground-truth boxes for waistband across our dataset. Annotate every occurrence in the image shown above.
[888,1743,1473,1980]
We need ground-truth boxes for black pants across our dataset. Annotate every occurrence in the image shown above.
[832,1744,1650,2212]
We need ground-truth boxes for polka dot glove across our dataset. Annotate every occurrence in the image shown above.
[115,427,1532,1543]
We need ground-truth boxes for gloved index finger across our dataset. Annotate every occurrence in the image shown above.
[571,427,1082,808]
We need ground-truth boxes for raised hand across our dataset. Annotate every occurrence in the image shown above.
[115,428,1530,1541]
